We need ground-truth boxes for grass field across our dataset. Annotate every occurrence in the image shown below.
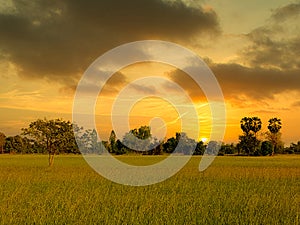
[0,155,299,224]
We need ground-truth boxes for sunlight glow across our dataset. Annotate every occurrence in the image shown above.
[201,137,208,143]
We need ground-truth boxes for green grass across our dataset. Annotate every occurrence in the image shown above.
[0,155,299,224]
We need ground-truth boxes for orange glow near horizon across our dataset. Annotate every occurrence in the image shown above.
[1,0,300,145]
[94,62,213,142]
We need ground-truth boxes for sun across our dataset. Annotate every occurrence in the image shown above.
[201,137,208,143]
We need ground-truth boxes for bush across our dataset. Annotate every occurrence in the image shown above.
[259,141,273,156]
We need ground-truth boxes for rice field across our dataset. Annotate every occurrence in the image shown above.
[0,155,299,224]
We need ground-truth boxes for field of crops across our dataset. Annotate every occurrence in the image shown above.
[0,155,299,224]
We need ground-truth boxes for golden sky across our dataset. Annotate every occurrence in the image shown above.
[0,0,300,145]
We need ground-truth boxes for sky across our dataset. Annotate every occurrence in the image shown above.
[0,0,300,145]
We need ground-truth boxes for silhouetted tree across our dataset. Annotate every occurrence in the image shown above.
[239,134,260,156]
[287,141,300,154]
[22,118,76,166]
[115,139,127,155]
[259,141,273,156]
[145,137,163,155]
[251,117,262,137]
[122,126,151,153]
[240,117,253,136]
[0,132,5,154]
[206,141,220,155]
[163,137,177,153]
[266,118,283,154]
[239,117,262,155]
[268,118,282,134]
[163,132,196,155]
[108,130,117,153]
[177,133,197,155]
[194,141,206,155]
[220,143,236,155]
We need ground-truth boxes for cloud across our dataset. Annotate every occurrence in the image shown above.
[292,100,300,107]
[166,69,207,102]
[162,3,300,107]
[210,63,300,99]
[242,2,300,70]
[270,2,300,22]
[71,71,128,96]
[171,2,298,106]
[249,110,276,114]
[167,62,300,105]
[0,0,220,87]
[129,83,157,95]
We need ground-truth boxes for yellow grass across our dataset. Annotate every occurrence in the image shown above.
[0,155,299,224]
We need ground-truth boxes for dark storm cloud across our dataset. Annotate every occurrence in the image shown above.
[0,0,220,85]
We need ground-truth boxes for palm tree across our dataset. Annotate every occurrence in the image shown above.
[268,118,282,134]
[239,117,262,155]
[240,117,252,136]
[267,118,282,154]
[251,117,262,138]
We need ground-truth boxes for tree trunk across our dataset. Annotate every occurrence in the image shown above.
[48,144,55,166]
[271,145,275,156]
[49,153,54,166]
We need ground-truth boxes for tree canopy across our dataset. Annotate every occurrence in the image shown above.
[266,117,283,154]
[268,118,282,134]
[0,132,6,154]
[239,117,262,155]
[0,116,299,160]
[22,118,78,166]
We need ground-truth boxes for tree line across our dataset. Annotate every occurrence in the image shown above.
[238,117,284,156]
[0,117,299,165]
